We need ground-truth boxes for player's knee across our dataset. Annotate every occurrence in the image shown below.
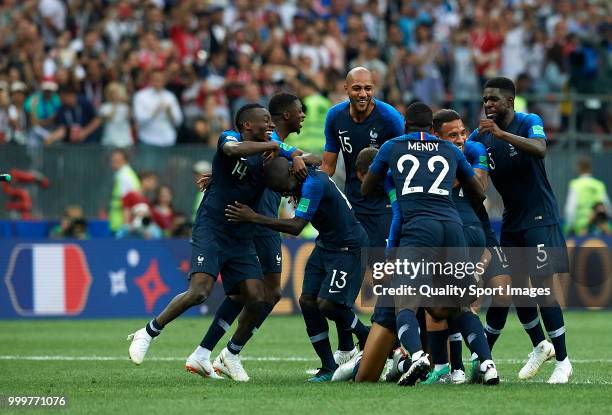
[244,299,265,316]
[264,286,282,306]
[316,298,339,318]
[186,273,212,304]
[299,294,317,311]
[492,292,512,308]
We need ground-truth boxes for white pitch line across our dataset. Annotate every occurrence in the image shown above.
[0,355,611,364]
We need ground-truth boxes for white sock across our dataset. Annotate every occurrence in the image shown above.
[434,364,448,372]
[193,346,211,361]
[471,352,478,361]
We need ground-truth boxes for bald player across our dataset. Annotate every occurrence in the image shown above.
[320,67,405,361]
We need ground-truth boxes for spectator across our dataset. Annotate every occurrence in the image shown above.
[50,205,88,240]
[47,84,101,144]
[100,82,132,147]
[191,160,211,221]
[0,82,9,143]
[152,184,174,232]
[24,77,61,145]
[133,69,182,146]
[109,149,140,233]
[565,157,611,236]
[116,202,163,240]
[587,202,611,236]
[121,171,159,225]
[7,82,29,144]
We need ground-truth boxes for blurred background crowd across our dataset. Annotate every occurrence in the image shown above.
[1,0,610,149]
[0,0,611,239]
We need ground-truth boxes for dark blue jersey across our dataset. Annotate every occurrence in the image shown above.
[255,131,297,237]
[452,140,489,226]
[384,171,401,248]
[324,99,404,215]
[370,132,475,226]
[197,130,294,239]
[294,170,364,250]
[469,112,561,231]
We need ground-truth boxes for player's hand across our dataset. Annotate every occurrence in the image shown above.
[225,201,257,222]
[478,119,504,139]
[197,173,212,192]
[292,156,308,181]
[263,141,280,164]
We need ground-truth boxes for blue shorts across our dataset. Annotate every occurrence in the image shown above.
[371,296,396,331]
[482,245,511,282]
[303,244,367,307]
[500,224,569,277]
[254,234,282,274]
[355,211,392,249]
[463,223,486,264]
[190,227,262,295]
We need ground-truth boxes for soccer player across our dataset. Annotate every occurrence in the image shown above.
[191,93,317,378]
[362,102,499,386]
[321,66,404,359]
[225,158,369,382]
[425,109,513,384]
[469,77,572,383]
[331,147,405,383]
[128,104,291,382]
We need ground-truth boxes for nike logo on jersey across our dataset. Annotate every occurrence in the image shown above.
[339,130,348,135]
[536,263,549,270]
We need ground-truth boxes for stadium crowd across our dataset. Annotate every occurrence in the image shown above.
[0,0,610,149]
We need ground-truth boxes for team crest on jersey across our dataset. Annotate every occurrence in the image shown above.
[369,129,378,139]
[508,144,518,157]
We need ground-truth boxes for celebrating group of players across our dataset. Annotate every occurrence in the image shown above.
[128,66,572,386]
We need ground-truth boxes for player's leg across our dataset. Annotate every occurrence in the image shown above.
[317,245,370,351]
[195,294,244,371]
[502,230,554,379]
[195,236,283,359]
[212,278,265,382]
[300,247,336,380]
[484,272,512,351]
[526,225,571,383]
[208,239,265,381]
[422,313,450,384]
[128,235,219,365]
[354,323,398,382]
[252,235,284,335]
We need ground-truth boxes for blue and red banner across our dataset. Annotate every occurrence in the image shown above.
[0,237,610,319]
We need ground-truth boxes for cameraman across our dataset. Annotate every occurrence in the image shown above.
[116,203,163,240]
[587,202,611,236]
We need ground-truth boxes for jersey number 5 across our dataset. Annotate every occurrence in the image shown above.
[397,154,450,195]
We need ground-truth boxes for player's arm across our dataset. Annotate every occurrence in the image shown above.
[222,139,279,158]
[225,202,309,235]
[285,145,321,180]
[385,173,401,249]
[454,146,486,208]
[361,142,390,197]
[468,141,490,191]
[320,152,338,176]
[478,115,546,158]
[320,110,339,176]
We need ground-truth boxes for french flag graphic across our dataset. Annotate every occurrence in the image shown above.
[4,244,92,316]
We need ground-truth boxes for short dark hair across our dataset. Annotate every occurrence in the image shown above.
[405,102,433,130]
[235,103,266,132]
[355,147,378,175]
[268,93,299,117]
[484,77,516,97]
[433,109,462,134]
[264,157,290,190]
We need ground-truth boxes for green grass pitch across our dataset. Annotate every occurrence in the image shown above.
[1,311,611,414]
